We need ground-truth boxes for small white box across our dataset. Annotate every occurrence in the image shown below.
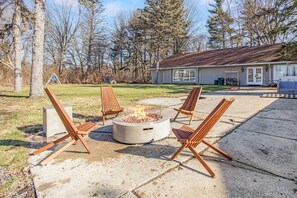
[43,104,72,137]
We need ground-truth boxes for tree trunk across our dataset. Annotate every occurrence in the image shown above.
[30,0,45,97]
[13,0,22,93]
[85,4,95,83]
[154,48,160,84]
[59,48,65,76]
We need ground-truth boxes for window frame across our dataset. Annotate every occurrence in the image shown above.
[172,68,196,83]
[273,64,297,82]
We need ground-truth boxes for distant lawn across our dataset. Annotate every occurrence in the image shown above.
[0,83,229,195]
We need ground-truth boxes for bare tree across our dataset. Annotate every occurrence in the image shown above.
[79,0,104,82]
[239,0,297,46]
[184,0,207,51]
[0,1,14,71]
[30,0,45,97]
[45,2,80,76]
[13,0,21,92]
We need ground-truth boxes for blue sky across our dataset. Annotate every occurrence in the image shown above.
[24,0,213,32]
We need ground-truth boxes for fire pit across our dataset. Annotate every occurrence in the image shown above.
[112,109,170,144]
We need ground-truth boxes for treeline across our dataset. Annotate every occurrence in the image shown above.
[0,0,296,94]
[207,0,297,49]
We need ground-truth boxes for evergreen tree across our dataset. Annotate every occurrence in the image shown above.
[207,0,235,49]
[141,0,188,59]
[141,0,188,83]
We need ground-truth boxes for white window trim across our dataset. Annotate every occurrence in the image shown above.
[172,69,196,82]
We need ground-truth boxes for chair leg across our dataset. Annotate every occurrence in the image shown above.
[40,139,76,166]
[33,134,70,155]
[202,140,232,160]
[102,114,105,126]
[193,113,205,120]
[189,146,215,178]
[78,135,91,154]
[174,112,180,121]
[189,115,194,125]
[171,144,187,160]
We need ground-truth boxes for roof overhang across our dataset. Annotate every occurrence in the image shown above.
[150,61,294,70]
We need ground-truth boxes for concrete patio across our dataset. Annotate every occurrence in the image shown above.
[28,89,297,197]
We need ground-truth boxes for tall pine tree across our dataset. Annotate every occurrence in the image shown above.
[207,0,234,49]
[141,0,188,59]
[141,0,188,83]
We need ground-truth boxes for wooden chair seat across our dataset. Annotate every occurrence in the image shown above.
[171,98,235,178]
[172,128,193,141]
[173,87,204,125]
[77,122,98,135]
[33,88,98,166]
[101,86,123,125]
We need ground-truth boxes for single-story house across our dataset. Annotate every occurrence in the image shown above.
[151,44,297,86]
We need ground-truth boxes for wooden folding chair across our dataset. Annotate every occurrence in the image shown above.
[171,98,235,178]
[101,86,123,125]
[33,88,98,166]
[173,87,204,125]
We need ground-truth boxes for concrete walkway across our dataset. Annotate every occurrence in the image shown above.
[28,89,297,197]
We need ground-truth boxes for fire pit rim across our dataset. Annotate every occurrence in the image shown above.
[112,115,167,126]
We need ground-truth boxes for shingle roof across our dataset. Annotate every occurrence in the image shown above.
[160,44,284,69]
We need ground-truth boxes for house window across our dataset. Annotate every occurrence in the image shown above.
[274,64,297,81]
[173,69,196,82]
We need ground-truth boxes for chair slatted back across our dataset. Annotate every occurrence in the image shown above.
[45,88,79,139]
[189,98,235,147]
[181,87,202,111]
[101,86,121,112]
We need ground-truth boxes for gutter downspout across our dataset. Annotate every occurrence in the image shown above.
[197,67,200,85]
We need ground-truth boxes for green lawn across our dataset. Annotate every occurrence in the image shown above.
[0,83,229,195]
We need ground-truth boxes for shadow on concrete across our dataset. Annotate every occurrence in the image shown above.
[180,163,213,178]
[114,144,176,160]
[91,125,112,134]
[89,130,114,141]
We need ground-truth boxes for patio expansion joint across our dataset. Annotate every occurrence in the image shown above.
[244,129,297,141]
[257,115,297,122]
[128,155,195,197]
[203,152,296,182]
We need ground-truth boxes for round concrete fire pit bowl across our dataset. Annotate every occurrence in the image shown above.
[112,116,170,144]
